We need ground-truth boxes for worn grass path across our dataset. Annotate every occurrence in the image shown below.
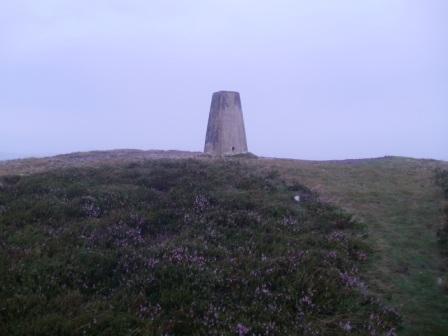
[255,157,448,335]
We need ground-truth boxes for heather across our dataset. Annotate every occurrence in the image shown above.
[435,168,448,199]
[0,159,399,335]
[436,169,448,255]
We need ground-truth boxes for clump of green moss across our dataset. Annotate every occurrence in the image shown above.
[0,160,399,335]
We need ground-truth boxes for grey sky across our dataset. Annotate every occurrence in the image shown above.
[1,0,447,160]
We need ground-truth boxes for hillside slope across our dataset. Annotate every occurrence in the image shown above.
[0,160,399,335]
[1,151,447,335]
[256,157,448,335]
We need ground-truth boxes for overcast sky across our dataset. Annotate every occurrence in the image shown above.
[1,0,447,160]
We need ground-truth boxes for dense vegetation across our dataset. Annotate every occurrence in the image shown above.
[0,160,399,335]
[436,169,448,255]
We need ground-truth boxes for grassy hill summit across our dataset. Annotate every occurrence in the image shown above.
[0,151,447,335]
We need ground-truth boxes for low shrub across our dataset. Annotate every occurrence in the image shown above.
[0,160,399,335]
[435,169,448,255]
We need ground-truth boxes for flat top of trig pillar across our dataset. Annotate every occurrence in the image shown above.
[213,90,240,95]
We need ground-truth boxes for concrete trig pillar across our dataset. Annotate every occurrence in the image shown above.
[204,91,248,156]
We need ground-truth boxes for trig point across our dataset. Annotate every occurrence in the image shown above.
[204,91,248,156]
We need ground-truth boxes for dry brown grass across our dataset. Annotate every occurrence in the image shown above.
[0,149,202,176]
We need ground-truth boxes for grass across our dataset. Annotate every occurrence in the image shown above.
[0,159,399,335]
[1,153,447,335]
[253,156,448,335]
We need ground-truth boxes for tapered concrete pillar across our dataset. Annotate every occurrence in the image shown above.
[204,91,248,156]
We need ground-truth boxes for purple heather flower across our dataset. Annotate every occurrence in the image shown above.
[339,320,352,332]
[236,323,250,336]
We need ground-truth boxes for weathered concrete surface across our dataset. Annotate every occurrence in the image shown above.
[204,91,248,156]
